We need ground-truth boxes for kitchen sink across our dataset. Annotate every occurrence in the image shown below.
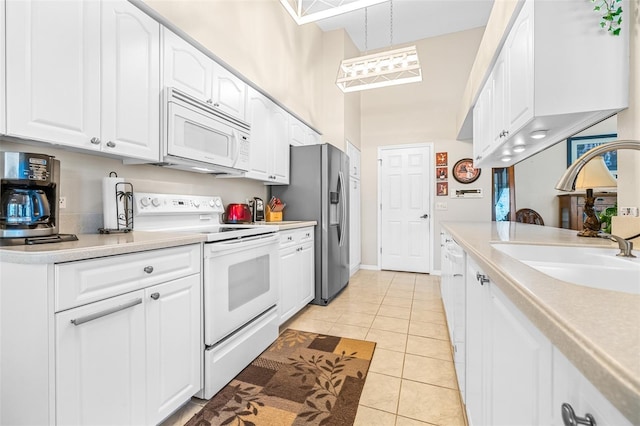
[491,243,640,295]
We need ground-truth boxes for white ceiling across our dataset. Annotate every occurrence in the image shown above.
[313,0,495,52]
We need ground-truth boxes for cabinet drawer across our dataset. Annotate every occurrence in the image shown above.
[279,230,297,248]
[55,244,201,312]
[298,227,314,243]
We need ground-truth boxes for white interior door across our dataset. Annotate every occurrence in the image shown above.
[379,145,432,273]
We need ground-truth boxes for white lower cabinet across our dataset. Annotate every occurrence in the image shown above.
[278,227,315,324]
[453,253,631,426]
[465,256,552,426]
[0,244,202,426]
[552,348,631,426]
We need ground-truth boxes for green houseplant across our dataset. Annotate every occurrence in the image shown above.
[592,0,623,35]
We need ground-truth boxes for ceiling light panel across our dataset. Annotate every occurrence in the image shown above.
[280,0,388,25]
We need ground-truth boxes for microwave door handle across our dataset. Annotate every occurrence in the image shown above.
[230,130,240,167]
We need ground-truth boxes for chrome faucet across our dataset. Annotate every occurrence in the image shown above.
[597,233,636,258]
[555,139,640,191]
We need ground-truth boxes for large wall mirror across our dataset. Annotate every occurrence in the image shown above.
[492,116,617,228]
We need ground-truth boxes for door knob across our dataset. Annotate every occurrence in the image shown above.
[420,214,429,218]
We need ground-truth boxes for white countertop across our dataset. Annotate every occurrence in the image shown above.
[442,221,640,424]
[253,220,317,231]
[0,231,207,264]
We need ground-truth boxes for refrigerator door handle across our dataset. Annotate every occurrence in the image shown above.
[338,170,347,247]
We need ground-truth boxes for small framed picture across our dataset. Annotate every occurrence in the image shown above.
[437,182,448,196]
[452,158,481,184]
[436,152,448,166]
[567,134,617,178]
[436,167,448,180]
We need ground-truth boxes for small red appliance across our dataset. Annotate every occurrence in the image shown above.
[223,203,252,223]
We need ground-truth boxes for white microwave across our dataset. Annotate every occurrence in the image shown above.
[160,87,251,174]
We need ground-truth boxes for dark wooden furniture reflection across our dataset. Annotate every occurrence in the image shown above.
[558,192,617,230]
[515,208,544,225]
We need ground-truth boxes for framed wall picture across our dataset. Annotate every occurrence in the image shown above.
[436,152,448,166]
[436,167,448,180]
[567,134,617,177]
[437,182,448,196]
[452,158,481,184]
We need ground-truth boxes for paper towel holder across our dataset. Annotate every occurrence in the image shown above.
[98,172,134,234]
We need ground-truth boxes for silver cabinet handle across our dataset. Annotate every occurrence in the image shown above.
[213,102,220,107]
[70,298,142,326]
[144,266,154,274]
[90,137,101,145]
[561,403,596,426]
[150,292,160,300]
[476,272,489,285]
[106,141,116,148]
[206,99,213,104]
[420,214,429,219]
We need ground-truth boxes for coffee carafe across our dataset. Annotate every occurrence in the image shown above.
[0,152,60,238]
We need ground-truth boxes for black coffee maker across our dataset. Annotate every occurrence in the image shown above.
[0,152,60,238]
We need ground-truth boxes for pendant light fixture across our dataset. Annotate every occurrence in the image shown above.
[336,0,422,93]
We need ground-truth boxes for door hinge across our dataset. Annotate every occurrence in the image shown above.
[380,247,382,254]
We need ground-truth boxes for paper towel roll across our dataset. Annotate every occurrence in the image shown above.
[102,176,124,229]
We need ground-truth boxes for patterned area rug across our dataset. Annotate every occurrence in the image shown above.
[186,329,376,426]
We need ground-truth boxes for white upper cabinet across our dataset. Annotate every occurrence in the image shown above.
[162,27,213,103]
[211,62,247,120]
[7,0,101,150]
[6,0,160,161]
[245,87,289,184]
[289,116,320,147]
[162,27,247,121]
[101,0,160,161]
[0,0,5,135]
[473,0,628,167]
[346,141,361,179]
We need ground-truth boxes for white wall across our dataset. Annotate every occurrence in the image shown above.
[360,28,489,269]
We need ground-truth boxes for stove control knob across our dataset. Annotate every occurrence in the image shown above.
[193,200,201,208]
[215,199,222,207]
[208,199,216,208]
[151,198,161,207]
[140,197,150,207]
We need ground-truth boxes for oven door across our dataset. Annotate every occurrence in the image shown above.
[203,233,279,345]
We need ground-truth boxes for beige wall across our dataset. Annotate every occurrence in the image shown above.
[144,0,325,129]
[360,28,489,269]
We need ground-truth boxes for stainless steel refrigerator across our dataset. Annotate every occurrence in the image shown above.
[271,143,349,305]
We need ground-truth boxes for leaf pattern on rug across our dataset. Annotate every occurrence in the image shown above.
[270,328,327,351]
[210,384,264,426]
[288,350,361,425]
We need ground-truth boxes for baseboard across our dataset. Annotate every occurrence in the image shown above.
[359,264,379,271]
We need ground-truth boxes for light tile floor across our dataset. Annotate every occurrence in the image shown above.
[161,269,467,426]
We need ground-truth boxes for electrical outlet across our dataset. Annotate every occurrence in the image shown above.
[620,207,639,217]
[59,196,67,209]
[436,202,448,210]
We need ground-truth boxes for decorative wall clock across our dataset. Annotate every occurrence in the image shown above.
[452,158,481,184]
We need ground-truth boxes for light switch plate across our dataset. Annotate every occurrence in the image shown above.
[620,206,639,217]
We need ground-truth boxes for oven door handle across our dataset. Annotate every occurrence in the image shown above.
[206,233,279,254]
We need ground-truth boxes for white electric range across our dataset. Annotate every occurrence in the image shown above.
[133,192,280,399]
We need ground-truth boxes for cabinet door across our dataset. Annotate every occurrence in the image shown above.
[305,129,321,146]
[0,0,5,135]
[552,348,631,426]
[289,117,306,146]
[162,27,213,102]
[486,283,552,425]
[299,241,315,305]
[491,52,508,148]
[473,80,494,164]
[55,291,146,426]
[6,0,101,149]
[279,246,300,324]
[245,88,271,181]
[101,0,160,161]
[146,275,202,425]
[211,62,247,120]
[270,106,290,184]
[506,0,534,135]
[349,178,361,274]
